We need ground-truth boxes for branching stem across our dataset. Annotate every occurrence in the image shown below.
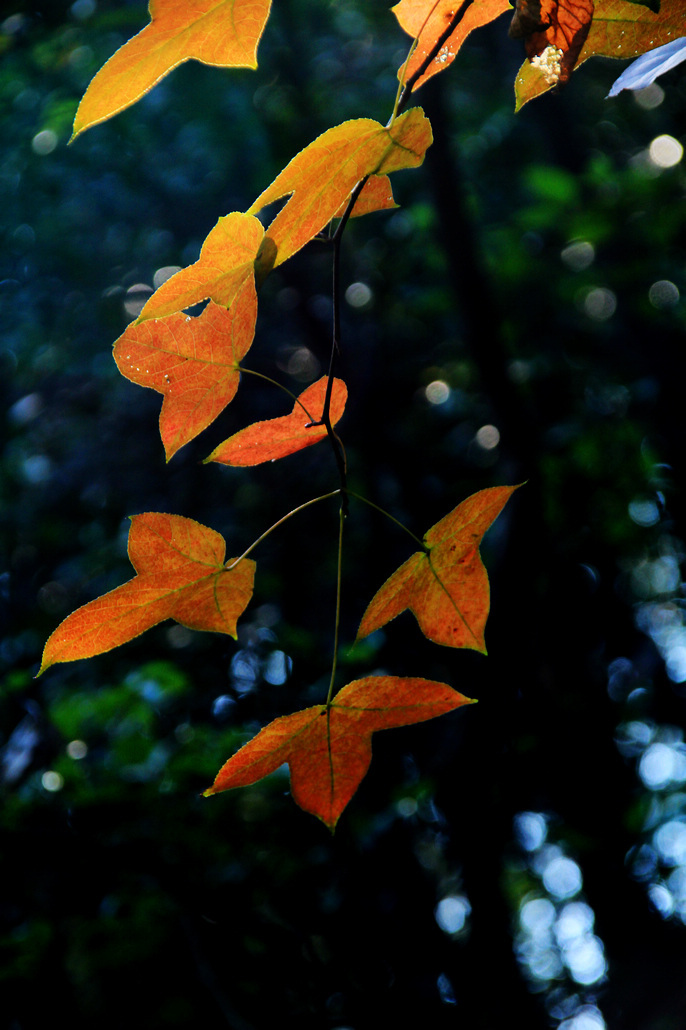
[311,5,474,705]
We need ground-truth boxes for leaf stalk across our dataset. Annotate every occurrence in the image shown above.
[226,490,340,569]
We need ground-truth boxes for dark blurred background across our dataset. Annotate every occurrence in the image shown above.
[4,1,686,1027]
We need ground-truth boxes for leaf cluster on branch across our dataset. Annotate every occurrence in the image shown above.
[38,0,677,830]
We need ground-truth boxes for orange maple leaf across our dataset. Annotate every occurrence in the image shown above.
[113,279,257,461]
[72,0,272,139]
[510,0,594,87]
[205,376,347,466]
[204,675,475,830]
[393,0,511,90]
[137,212,264,323]
[249,110,432,272]
[357,485,519,653]
[38,513,255,674]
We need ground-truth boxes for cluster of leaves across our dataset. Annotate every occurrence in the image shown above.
[38,0,681,830]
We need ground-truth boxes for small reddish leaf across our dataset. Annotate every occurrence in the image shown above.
[205,675,474,830]
[72,0,272,138]
[38,513,255,674]
[113,278,257,460]
[137,212,264,323]
[249,110,432,270]
[393,0,511,90]
[515,0,684,108]
[205,376,347,466]
[333,175,398,219]
[509,0,594,88]
[357,485,519,652]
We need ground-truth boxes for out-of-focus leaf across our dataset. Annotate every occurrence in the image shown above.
[607,35,686,95]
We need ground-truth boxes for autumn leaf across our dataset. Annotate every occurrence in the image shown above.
[333,175,398,219]
[249,109,432,272]
[38,514,255,674]
[204,675,475,830]
[72,0,272,139]
[393,0,511,90]
[136,212,264,323]
[509,0,594,89]
[357,485,518,652]
[515,0,686,109]
[113,278,257,461]
[205,376,347,466]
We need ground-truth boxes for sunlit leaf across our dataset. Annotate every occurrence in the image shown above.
[509,0,594,88]
[333,175,398,219]
[73,0,272,138]
[393,0,511,90]
[137,212,264,323]
[249,110,432,271]
[515,0,686,108]
[206,376,347,466]
[357,486,518,652]
[113,279,257,460]
[204,675,475,829]
[38,514,255,673]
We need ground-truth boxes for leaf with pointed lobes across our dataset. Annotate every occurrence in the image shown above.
[205,676,475,830]
[113,278,257,461]
[136,212,264,324]
[508,0,594,89]
[393,0,511,90]
[206,376,347,466]
[38,514,255,675]
[357,485,519,652]
[515,0,685,109]
[72,0,272,139]
[249,109,432,272]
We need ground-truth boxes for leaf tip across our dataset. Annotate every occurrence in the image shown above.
[316,811,339,834]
